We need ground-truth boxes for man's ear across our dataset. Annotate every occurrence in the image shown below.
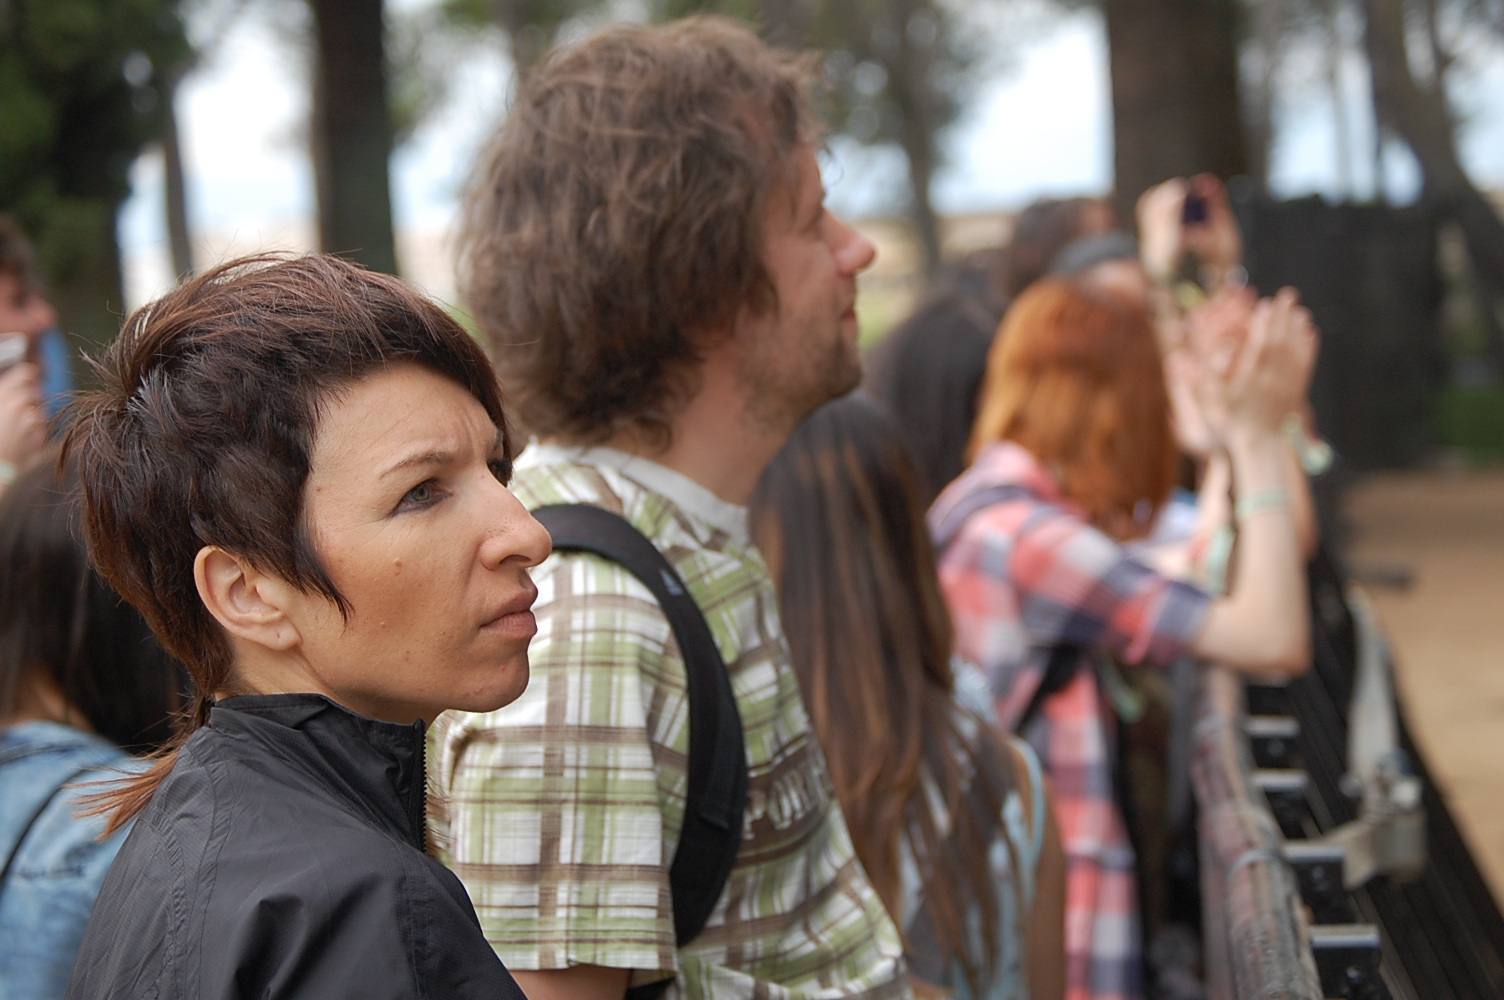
[193,546,303,653]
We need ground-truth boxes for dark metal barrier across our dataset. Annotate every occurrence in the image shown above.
[1193,666,1322,1000]
[1232,192,1444,475]
[1286,554,1504,999]
[1192,553,1504,999]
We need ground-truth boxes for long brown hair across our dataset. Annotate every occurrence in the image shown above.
[61,254,510,833]
[970,277,1178,540]
[750,393,1016,991]
[0,458,187,752]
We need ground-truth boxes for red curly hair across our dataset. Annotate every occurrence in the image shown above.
[969,277,1177,540]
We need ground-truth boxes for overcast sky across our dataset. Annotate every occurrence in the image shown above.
[118,2,1504,308]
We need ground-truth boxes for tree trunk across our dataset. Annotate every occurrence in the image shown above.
[898,111,942,277]
[1363,0,1504,350]
[162,73,194,279]
[49,206,127,359]
[1104,0,1250,227]
[887,0,943,276]
[493,0,547,84]
[309,0,399,275]
[1243,0,1285,187]
[1326,6,1353,198]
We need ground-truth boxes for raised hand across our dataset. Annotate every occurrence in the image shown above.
[0,361,47,471]
[1222,288,1319,440]
[1136,178,1190,283]
[1180,174,1244,283]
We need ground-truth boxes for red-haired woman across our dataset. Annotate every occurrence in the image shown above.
[929,277,1315,1000]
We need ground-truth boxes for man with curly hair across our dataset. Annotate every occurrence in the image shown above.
[431,16,907,1000]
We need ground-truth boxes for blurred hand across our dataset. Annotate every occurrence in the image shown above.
[1171,288,1257,454]
[1165,348,1221,458]
[1222,288,1319,441]
[1136,178,1188,282]
[1181,174,1244,282]
[0,362,47,467]
[1185,285,1256,378]
[1286,299,1320,406]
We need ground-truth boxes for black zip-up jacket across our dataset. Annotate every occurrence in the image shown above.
[65,694,526,1000]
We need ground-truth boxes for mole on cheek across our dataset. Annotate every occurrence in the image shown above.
[393,558,402,574]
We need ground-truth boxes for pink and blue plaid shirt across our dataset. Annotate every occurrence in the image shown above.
[928,442,1210,1000]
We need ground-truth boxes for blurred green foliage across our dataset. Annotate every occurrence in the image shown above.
[0,0,189,349]
[1437,385,1504,464]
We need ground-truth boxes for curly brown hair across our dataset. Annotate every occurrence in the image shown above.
[457,16,823,447]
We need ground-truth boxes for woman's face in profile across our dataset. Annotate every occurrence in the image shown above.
[292,362,551,724]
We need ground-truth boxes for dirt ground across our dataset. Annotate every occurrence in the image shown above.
[1345,470,1504,903]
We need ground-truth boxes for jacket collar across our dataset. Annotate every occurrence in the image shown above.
[207,694,428,850]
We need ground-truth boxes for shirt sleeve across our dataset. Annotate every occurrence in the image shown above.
[1004,506,1212,667]
[429,551,687,978]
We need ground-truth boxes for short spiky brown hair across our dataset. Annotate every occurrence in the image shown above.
[62,254,509,831]
[457,16,823,447]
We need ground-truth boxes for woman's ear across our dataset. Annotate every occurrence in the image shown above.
[193,546,303,653]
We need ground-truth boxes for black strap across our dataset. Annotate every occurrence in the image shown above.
[1013,643,1081,735]
[533,504,747,984]
[0,765,92,903]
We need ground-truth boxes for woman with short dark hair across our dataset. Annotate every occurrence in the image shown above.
[0,459,185,1000]
[60,254,552,1000]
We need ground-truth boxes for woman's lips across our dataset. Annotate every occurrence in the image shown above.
[482,585,539,638]
[483,608,537,639]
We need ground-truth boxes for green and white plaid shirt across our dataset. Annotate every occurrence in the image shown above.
[429,445,909,1000]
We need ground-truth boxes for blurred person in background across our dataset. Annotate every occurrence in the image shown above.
[750,392,1066,1000]
[0,360,45,500]
[1136,175,1245,307]
[0,219,59,499]
[866,197,1114,506]
[929,276,1315,1000]
[434,18,906,1000]
[1046,187,1322,574]
[1043,185,1322,982]
[0,219,71,409]
[0,459,186,1000]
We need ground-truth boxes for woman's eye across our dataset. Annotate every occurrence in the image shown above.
[403,481,436,506]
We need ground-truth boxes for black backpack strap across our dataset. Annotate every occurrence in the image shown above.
[532,504,748,966]
[1012,643,1081,735]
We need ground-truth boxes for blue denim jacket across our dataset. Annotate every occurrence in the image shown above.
[0,722,141,1000]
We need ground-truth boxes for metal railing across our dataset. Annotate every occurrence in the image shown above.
[1193,666,1323,1000]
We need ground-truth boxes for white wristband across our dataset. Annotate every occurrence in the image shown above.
[1235,488,1289,522]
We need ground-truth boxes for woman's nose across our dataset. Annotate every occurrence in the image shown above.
[512,507,553,568]
[480,486,553,571]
